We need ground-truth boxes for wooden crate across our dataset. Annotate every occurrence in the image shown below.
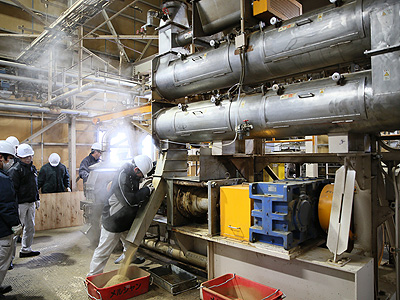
[35,191,85,231]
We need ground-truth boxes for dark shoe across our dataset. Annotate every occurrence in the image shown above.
[8,263,13,270]
[19,251,40,258]
[0,285,12,294]
[132,257,145,264]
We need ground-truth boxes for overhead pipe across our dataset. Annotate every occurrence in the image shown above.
[47,82,139,104]
[0,59,140,88]
[153,0,392,100]
[0,102,93,116]
[154,71,400,142]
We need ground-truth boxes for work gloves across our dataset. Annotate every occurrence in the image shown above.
[11,224,23,236]
[147,183,155,194]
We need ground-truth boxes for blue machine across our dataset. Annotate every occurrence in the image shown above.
[249,178,328,250]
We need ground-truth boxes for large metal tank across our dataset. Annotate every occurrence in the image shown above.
[153,0,394,100]
[154,71,400,142]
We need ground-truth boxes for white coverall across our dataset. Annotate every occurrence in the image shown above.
[88,194,136,276]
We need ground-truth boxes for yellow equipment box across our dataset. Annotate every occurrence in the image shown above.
[220,185,253,241]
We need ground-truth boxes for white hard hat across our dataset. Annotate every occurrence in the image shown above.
[17,144,34,158]
[0,140,15,156]
[49,153,61,167]
[133,155,153,176]
[6,136,19,149]
[91,142,102,151]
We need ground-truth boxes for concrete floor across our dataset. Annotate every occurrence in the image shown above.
[3,226,203,300]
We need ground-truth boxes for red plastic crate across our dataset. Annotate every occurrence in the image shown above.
[85,265,150,300]
[201,274,284,300]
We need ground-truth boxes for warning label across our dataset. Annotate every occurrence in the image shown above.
[384,70,390,81]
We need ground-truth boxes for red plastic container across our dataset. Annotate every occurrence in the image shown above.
[85,266,150,300]
[201,274,284,300]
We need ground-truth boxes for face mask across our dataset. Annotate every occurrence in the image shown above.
[3,159,14,171]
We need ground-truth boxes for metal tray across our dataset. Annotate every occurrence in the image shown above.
[147,264,199,295]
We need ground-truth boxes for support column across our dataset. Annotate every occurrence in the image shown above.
[69,116,77,190]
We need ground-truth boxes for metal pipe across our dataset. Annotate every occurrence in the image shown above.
[0,59,139,88]
[47,82,139,104]
[142,239,207,269]
[153,0,390,100]
[154,71,400,142]
[0,102,93,116]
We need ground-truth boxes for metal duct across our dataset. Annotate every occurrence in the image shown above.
[153,0,384,100]
[195,0,254,35]
[154,71,400,142]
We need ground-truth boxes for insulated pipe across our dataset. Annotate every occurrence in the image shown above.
[142,239,207,269]
[153,0,395,100]
[0,102,92,116]
[154,71,400,142]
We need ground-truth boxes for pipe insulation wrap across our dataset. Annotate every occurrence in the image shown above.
[153,0,380,100]
[154,71,400,142]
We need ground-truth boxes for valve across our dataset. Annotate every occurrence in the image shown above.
[178,103,188,111]
[210,92,222,106]
[270,17,282,28]
[330,0,343,7]
[272,83,285,95]
[209,39,220,49]
[177,52,187,60]
[236,120,254,140]
[332,72,345,85]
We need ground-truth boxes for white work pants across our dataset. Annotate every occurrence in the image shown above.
[88,226,132,276]
[0,235,15,286]
[18,202,36,253]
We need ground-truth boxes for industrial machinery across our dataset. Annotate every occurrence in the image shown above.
[121,0,400,299]
[249,179,328,250]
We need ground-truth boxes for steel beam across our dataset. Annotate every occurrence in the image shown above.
[101,10,130,62]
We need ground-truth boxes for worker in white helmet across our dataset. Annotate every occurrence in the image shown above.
[78,142,102,184]
[8,144,40,258]
[5,137,19,151]
[87,154,154,276]
[0,141,22,296]
[38,153,71,193]
[6,136,20,167]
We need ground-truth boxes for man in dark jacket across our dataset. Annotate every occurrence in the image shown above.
[87,155,154,276]
[38,153,70,193]
[8,144,40,258]
[78,142,102,184]
[0,140,22,297]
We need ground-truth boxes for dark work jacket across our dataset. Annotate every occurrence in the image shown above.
[8,161,40,204]
[38,163,70,193]
[0,169,21,238]
[102,163,151,233]
[79,154,99,183]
